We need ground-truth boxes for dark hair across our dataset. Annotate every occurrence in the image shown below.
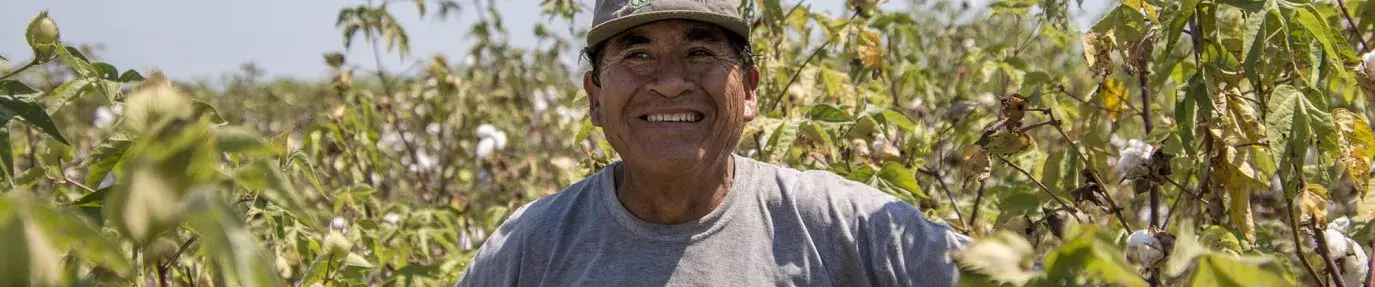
[582,31,754,86]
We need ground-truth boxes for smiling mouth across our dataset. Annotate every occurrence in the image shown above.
[639,112,705,123]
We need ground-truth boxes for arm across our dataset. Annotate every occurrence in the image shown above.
[867,202,970,287]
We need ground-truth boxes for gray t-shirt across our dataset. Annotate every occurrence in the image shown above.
[456,155,966,286]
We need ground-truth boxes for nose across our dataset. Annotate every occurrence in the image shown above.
[645,64,695,98]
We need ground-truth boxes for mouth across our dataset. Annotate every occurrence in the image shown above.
[638,111,706,123]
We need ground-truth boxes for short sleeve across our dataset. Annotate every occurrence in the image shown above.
[867,202,970,287]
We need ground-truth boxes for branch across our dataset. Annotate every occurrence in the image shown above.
[0,58,39,80]
[994,154,1078,215]
[764,12,858,114]
[1336,0,1370,53]
[157,235,199,287]
[919,168,968,232]
[1313,221,1349,287]
[1042,108,1134,230]
[970,181,987,233]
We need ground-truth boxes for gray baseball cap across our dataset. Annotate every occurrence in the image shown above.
[587,0,750,46]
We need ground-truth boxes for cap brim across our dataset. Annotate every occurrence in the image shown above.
[586,10,750,46]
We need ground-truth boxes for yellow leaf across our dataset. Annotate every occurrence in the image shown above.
[1082,32,1115,79]
[1120,0,1160,22]
[857,29,884,69]
[1333,109,1375,193]
[1100,78,1126,118]
[1298,184,1329,226]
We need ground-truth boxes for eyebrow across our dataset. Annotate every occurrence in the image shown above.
[611,32,653,52]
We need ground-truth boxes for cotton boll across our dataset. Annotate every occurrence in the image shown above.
[383,213,402,224]
[1343,237,1368,287]
[1358,51,1375,92]
[475,124,498,139]
[1326,228,1350,257]
[493,131,508,150]
[1330,216,1353,233]
[476,138,497,159]
[1115,139,1153,182]
[330,217,349,234]
[1126,229,1164,267]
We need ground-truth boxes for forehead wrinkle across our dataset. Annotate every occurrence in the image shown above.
[610,30,653,52]
[683,24,722,43]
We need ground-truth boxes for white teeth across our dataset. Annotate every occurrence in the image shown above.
[647,113,700,122]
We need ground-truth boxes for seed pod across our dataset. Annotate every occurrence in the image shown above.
[25,11,60,62]
[324,52,346,69]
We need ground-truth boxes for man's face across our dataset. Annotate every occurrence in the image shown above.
[584,20,759,175]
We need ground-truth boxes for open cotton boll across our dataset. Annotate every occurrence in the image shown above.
[1115,139,1153,181]
[476,138,497,159]
[492,131,508,150]
[475,123,498,139]
[1343,237,1368,287]
[1126,229,1163,267]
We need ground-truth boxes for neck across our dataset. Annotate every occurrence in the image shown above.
[614,156,734,225]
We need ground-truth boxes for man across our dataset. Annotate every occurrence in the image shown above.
[456,0,966,285]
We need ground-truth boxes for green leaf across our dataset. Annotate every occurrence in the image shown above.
[69,185,113,206]
[878,162,924,199]
[877,108,917,131]
[239,162,320,231]
[0,96,67,145]
[1293,6,1357,65]
[54,45,94,78]
[23,196,132,276]
[288,151,326,199]
[1266,85,1309,166]
[1187,254,1291,286]
[0,125,10,179]
[806,104,853,123]
[1040,225,1148,287]
[194,101,226,124]
[185,192,285,287]
[80,134,132,188]
[955,231,1036,285]
[117,70,144,83]
[47,78,93,110]
[765,121,799,161]
[213,126,269,155]
[0,80,38,97]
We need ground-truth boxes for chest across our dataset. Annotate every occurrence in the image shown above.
[522,213,842,286]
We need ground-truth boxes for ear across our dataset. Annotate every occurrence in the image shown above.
[583,72,604,127]
[742,65,760,121]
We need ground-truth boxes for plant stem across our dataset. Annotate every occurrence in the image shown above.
[1336,0,1369,53]
[0,59,39,80]
[1043,109,1133,230]
[1287,192,1326,286]
[1313,221,1349,287]
[765,12,858,114]
[970,181,987,233]
[157,235,198,287]
[994,154,1078,215]
[366,0,433,197]
[919,168,967,231]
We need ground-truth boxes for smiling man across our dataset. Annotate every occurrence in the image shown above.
[455,0,966,286]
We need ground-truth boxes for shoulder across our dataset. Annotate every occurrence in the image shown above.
[456,167,609,286]
[747,158,913,220]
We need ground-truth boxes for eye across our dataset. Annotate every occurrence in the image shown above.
[688,49,715,57]
[625,51,652,60]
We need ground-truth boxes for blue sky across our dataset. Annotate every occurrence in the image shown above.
[0,0,1109,81]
